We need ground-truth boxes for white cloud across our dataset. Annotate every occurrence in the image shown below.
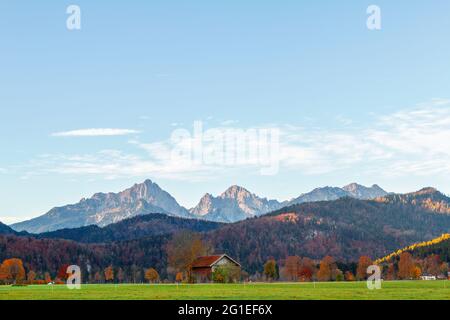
[280,99,450,176]
[24,99,450,181]
[52,128,140,137]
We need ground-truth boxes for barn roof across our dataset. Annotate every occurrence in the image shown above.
[192,254,241,268]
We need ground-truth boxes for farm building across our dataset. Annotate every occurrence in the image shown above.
[191,254,241,283]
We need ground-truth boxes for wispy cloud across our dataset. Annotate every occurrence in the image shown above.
[279,99,450,176]
[23,99,450,181]
[51,128,140,137]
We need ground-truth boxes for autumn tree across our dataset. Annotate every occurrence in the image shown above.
[298,257,315,282]
[356,256,373,280]
[175,272,184,284]
[145,268,159,284]
[27,270,36,284]
[57,264,70,281]
[263,259,277,281]
[345,271,355,281]
[424,255,441,276]
[44,272,52,284]
[0,259,26,284]
[317,256,336,282]
[104,266,114,283]
[166,231,212,282]
[284,256,300,281]
[411,266,422,280]
[398,252,415,280]
[386,263,397,280]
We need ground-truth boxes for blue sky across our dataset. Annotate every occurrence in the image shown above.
[1,1,450,223]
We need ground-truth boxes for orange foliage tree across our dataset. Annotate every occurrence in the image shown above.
[284,256,300,281]
[0,258,26,284]
[317,256,335,282]
[398,252,415,280]
[411,266,422,280]
[104,266,114,283]
[175,272,184,283]
[356,256,373,280]
[345,271,356,281]
[386,263,397,280]
[145,268,160,284]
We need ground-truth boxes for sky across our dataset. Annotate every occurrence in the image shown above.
[1,1,450,224]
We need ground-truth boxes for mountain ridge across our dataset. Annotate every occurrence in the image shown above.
[37,213,223,243]
[10,180,388,232]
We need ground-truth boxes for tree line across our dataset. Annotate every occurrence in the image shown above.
[2,228,450,285]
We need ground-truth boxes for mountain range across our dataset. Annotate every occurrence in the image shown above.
[10,180,387,233]
[10,180,388,233]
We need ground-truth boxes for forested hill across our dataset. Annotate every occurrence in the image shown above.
[0,222,17,235]
[206,190,450,273]
[37,213,223,243]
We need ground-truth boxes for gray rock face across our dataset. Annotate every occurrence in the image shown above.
[11,180,191,233]
[286,184,388,206]
[342,183,388,199]
[190,185,282,223]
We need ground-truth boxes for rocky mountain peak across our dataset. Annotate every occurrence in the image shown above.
[220,185,252,199]
[342,183,388,200]
[190,186,282,223]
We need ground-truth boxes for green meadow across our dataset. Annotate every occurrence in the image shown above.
[0,281,449,300]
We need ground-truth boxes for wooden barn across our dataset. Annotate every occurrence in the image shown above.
[191,254,241,283]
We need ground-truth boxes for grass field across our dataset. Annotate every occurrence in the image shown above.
[0,281,449,300]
